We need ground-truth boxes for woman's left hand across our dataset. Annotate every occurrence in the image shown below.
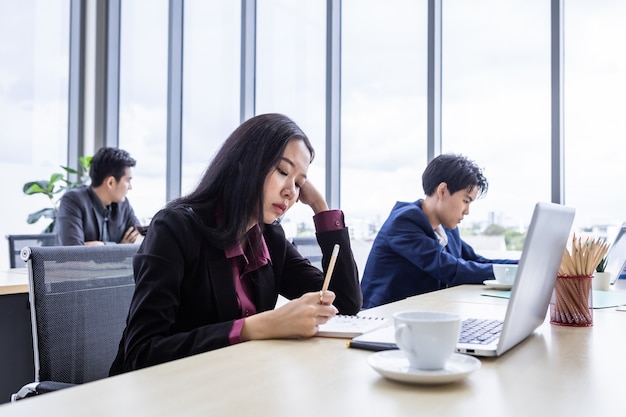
[298,180,329,215]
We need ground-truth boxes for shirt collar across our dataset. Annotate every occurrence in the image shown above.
[87,186,110,215]
[434,225,448,247]
[224,224,271,267]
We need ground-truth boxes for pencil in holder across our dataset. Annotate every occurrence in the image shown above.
[550,275,593,327]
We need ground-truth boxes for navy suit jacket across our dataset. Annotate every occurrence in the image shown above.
[361,200,516,308]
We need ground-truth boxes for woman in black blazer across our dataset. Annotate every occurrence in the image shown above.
[110,113,362,374]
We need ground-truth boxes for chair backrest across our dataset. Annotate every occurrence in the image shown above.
[6,234,57,268]
[22,244,139,384]
[292,236,323,270]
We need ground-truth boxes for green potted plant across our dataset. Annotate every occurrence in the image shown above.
[594,255,611,291]
[23,156,92,233]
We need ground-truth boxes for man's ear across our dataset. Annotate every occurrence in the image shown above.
[105,176,116,188]
[436,182,448,199]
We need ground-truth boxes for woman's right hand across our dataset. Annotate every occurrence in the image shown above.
[240,291,338,340]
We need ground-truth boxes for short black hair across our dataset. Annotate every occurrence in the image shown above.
[89,147,136,187]
[422,154,488,197]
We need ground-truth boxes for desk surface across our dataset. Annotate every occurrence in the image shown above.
[0,269,28,295]
[2,284,626,416]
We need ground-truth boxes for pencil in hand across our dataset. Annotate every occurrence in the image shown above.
[320,244,340,304]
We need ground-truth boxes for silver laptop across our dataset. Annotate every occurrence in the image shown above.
[351,202,576,357]
[455,202,575,356]
[604,222,626,285]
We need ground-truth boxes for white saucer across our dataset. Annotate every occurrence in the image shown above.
[483,279,512,290]
[367,350,481,385]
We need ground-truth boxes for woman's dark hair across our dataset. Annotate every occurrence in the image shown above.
[169,113,315,248]
[89,147,136,187]
[422,154,488,197]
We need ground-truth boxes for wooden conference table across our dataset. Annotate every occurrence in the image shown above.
[0,268,28,295]
[1,283,626,416]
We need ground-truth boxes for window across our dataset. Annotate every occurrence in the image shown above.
[442,0,550,254]
[4,2,624,270]
[342,0,428,240]
[0,0,70,269]
[118,0,169,225]
[256,0,326,237]
[182,0,241,196]
[564,1,626,240]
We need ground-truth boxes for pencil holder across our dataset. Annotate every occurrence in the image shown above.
[550,275,593,327]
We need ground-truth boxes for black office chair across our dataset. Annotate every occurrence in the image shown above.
[5,234,57,268]
[291,236,323,270]
[11,244,139,401]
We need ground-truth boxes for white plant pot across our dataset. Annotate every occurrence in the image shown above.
[592,271,611,291]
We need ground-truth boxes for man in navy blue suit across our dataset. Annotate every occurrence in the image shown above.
[361,154,517,308]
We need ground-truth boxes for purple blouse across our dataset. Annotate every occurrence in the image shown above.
[227,210,344,343]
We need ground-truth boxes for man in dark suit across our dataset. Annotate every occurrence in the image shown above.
[360,154,518,308]
[56,147,141,246]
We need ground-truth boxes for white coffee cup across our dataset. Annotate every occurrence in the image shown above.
[393,311,461,370]
[492,264,519,285]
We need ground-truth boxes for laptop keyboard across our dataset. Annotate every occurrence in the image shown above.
[459,318,503,345]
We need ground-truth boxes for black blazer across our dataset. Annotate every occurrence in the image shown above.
[110,206,362,375]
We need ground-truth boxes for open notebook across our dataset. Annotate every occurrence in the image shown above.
[317,315,389,338]
[351,202,576,357]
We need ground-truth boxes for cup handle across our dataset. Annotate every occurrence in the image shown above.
[395,324,414,356]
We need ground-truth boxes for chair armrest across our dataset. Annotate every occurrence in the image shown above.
[11,381,76,402]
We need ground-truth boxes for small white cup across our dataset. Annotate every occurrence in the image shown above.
[592,272,611,291]
[393,311,461,370]
[492,264,519,285]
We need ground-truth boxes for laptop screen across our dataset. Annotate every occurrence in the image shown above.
[605,222,626,284]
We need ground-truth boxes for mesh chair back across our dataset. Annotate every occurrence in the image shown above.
[6,234,57,268]
[292,237,323,270]
[22,245,138,384]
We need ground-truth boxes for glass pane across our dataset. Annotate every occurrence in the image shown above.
[564,1,626,241]
[442,0,550,256]
[342,0,428,268]
[182,0,241,196]
[256,0,326,238]
[0,0,69,269]
[118,0,168,225]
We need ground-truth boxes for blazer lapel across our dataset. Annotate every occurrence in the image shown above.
[250,266,277,312]
[205,248,241,321]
